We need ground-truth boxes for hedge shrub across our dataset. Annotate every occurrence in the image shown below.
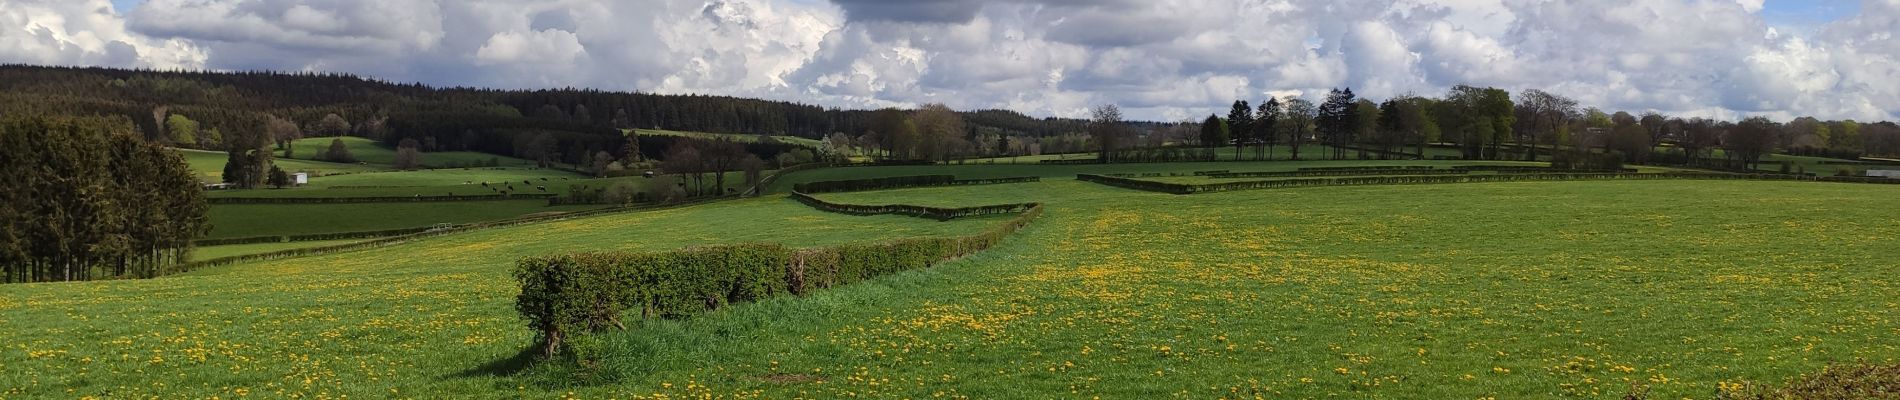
[1206,169,1469,179]
[514,197,1045,356]
[207,193,555,204]
[1079,172,1900,195]
[791,175,1038,194]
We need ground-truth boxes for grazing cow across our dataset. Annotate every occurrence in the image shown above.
[540,177,548,181]
[536,186,546,191]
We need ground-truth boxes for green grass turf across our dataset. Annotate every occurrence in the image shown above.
[767,159,1695,193]
[6,165,1900,398]
[204,200,608,239]
[634,128,827,149]
[0,196,1005,398]
[178,148,387,181]
[282,137,537,168]
[191,239,367,260]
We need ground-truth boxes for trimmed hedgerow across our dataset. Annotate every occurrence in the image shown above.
[1298,166,1438,171]
[514,197,1044,356]
[791,175,1039,194]
[1205,169,1470,179]
[1079,172,1900,195]
[207,193,555,204]
[790,191,1037,221]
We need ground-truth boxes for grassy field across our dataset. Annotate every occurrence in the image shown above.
[192,239,367,260]
[5,163,1899,398]
[634,128,827,149]
[179,148,387,181]
[283,137,538,168]
[205,200,608,239]
[767,159,1695,193]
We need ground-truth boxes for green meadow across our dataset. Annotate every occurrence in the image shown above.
[5,161,1900,398]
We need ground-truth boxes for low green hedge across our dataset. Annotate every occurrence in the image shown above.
[790,191,1038,221]
[1298,166,1437,171]
[1080,172,1899,195]
[515,197,1044,356]
[207,193,556,204]
[791,175,1039,194]
[1206,169,1470,178]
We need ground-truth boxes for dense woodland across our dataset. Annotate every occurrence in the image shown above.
[0,117,208,283]
[0,65,1101,166]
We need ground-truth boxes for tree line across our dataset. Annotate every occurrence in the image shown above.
[1117,85,1900,169]
[0,116,208,283]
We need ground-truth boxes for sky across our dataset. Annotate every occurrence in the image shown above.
[3,0,1897,123]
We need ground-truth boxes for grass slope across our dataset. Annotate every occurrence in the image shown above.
[179,148,386,181]
[205,200,607,239]
[191,239,367,260]
[283,137,537,168]
[0,197,1003,398]
[634,128,826,149]
[5,167,1899,398]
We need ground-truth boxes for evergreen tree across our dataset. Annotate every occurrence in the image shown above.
[1227,100,1253,160]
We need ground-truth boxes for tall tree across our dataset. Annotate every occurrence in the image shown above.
[1282,98,1316,161]
[1090,104,1127,163]
[1227,100,1253,160]
[1255,98,1280,160]
[1316,88,1359,160]
[1728,117,1779,170]
[393,138,423,170]
[1200,114,1229,161]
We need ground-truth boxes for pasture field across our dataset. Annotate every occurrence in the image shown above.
[634,128,827,149]
[0,196,1005,398]
[192,239,367,260]
[178,148,386,181]
[283,137,538,168]
[205,200,608,239]
[4,163,1899,398]
[767,159,1693,193]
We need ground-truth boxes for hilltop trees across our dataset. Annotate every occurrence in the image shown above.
[266,116,301,157]
[393,138,423,170]
[1439,85,1516,160]
[324,138,357,163]
[1,117,208,283]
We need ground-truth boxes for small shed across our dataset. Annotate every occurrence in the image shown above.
[292,172,309,185]
[1866,170,1900,179]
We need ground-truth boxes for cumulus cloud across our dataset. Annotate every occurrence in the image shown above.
[0,0,1894,122]
[0,0,203,69]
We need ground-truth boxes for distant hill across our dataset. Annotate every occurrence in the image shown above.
[0,65,1113,167]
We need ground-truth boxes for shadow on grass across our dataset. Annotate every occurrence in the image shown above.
[456,345,541,377]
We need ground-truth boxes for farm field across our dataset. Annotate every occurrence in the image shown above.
[5,165,1900,398]
[179,148,387,181]
[634,128,826,149]
[205,200,608,239]
[767,159,1694,192]
[283,137,538,168]
[192,239,367,260]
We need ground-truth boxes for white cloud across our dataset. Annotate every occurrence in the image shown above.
[0,0,202,69]
[0,0,1893,122]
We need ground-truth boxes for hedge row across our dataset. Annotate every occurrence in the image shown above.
[790,191,1040,221]
[193,227,444,247]
[514,198,1044,356]
[1450,165,1639,173]
[1298,166,1437,171]
[1191,170,1231,176]
[207,193,556,204]
[791,175,1039,194]
[175,198,722,272]
[1206,169,1471,179]
[1078,172,1900,195]
[1039,158,1103,165]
